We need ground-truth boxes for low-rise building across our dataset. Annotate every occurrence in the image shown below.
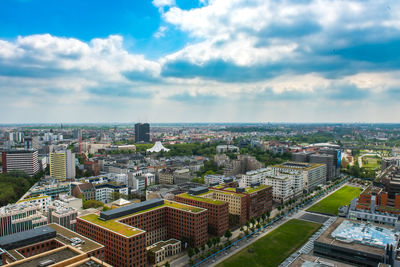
[29,180,71,200]
[94,183,129,203]
[173,168,191,184]
[71,182,96,201]
[159,168,174,184]
[147,239,181,264]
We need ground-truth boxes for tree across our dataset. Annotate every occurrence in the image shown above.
[240,226,244,233]
[188,248,194,259]
[194,247,200,254]
[207,239,213,249]
[201,244,205,252]
[82,200,104,209]
[250,217,256,226]
[224,230,232,241]
[165,262,170,267]
[245,221,250,229]
[110,191,121,201]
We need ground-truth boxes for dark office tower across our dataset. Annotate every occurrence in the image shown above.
[320,148,341,178]
[292,151,314,162]
[24,137,32,150]
[135,123,150,143]
[310,154,335,181]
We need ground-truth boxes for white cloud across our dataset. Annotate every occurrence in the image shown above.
[2,0,400,122]
[154,26,168,38]
[152,0,175,8]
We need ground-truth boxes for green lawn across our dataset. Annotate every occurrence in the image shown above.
[362,156,381,169]
[307,186,362,215]
[216,219,321,267]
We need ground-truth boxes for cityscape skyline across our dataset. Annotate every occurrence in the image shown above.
[1,0,400,123]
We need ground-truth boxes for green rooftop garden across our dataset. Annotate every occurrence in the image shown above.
[165,200,205,212]
[245,185,271,194]
[17,195,49,202]
[178,193,226,205]
[79,214,143,237]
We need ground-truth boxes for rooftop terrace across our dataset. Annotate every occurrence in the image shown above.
[79,214,143,237]
[220,185,270,194]
[177,192,226,205]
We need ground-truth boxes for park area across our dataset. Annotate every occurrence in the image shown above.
[216,219,321,267]
[361,155,381,169]
[307,185,362,215]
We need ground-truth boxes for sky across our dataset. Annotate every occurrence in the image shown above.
[1,0,400,123]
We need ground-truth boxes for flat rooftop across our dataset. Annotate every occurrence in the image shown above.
[48,223,104,253]
[177,192,226,205]
[221,185,271,194]
[289,253,355,267]
[331,220,397,248]
[316,218,397,255]
[273,162,325,170]
[8,246,81,267]
[148,239,180,253]
[0,226,56,250]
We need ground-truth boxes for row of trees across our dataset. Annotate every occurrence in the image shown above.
[187,232,232,265]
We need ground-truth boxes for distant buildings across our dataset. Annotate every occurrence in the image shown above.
[173,168,191,184]
[1,150,39,176]
[224,154,264,177]
[23,136,39,150]
[49,149,75,180]
[216,145,239,153]
[381,157,400,170]
[271,162,326,191]
[159,168,174,184]
[292,144,341,180]
[94,183,129,203]
[204,174,237,186]
[29,179,71,199]
[147,141,170,153]
[135,123,150,143]
[240,162,326,202]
